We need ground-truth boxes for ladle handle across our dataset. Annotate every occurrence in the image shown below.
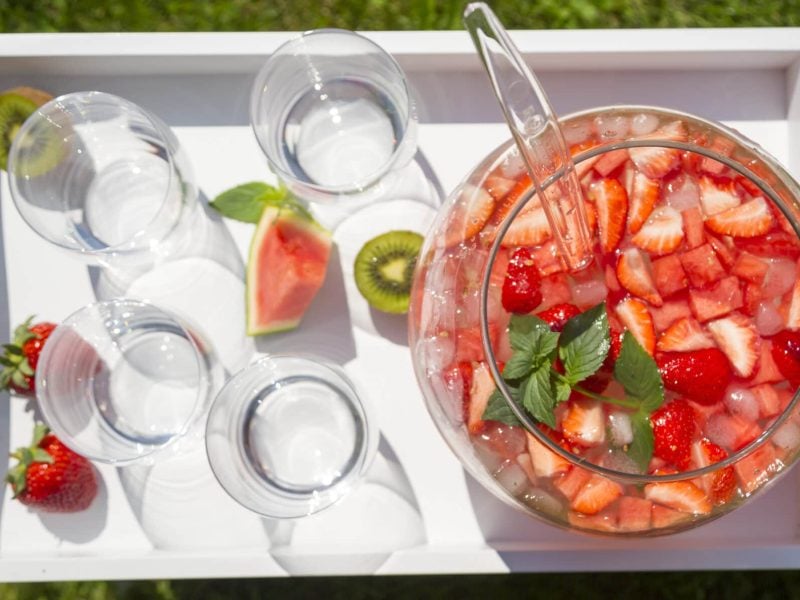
[464,3,593,271]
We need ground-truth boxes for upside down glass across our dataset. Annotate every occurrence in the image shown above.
[8,91,198,271]
[409,105,800,536]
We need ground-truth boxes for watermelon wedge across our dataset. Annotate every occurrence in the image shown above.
[246,204,332,335]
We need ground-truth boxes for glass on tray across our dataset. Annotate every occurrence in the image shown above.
[36,299,213,464]
[250,29,417,202]
[409,105,800,536]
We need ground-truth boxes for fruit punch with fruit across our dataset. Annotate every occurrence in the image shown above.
[410,106,800,536]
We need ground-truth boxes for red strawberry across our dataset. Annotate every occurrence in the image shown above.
[656,348,732,405]
[500,204,551,248]
[656,317,715,352]
[651,254,688,298]
[629,120,688,179]
[627,172,660,234]
[734,442,778,494]
[590,178,628,253]
[734,231,800,260]
[615,297,656,355]
[616,248,663,307]
[445,184,495,246]
[536,303,581,332]
[593,149,629,177]
[731,253,769,285]
[706,314,760,378]
[650,297,693,333]
[0,317,57,397]
[770,329,800,388]
[701,137,736,175]
[562,399,606,447]
[651,398,697,470]
[501,247,543,314]
[631,206,684,256]
[698,176,741,216]
[526,431,571,478]
[488,173,533,227]
[484,173,517,201]
[705,197,774,238]
[467,362,495,433]
[705,232,738,269]
[6,424,98,513]
[691,439,736,505]
[644,480,712,514]
[571,474,623,515]
[617,496,653,532]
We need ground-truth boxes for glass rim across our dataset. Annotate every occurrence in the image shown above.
[479,112,800,484]
[248,28,416,196]
[8,90,183,257]
[36,297,210,465]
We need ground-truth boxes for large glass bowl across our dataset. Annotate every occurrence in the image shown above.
[409,105,800,536]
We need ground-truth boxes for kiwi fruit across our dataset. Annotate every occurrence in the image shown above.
[0,86,62,176]
[354,230,424,314]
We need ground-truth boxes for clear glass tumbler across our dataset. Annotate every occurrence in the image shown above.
[8,91,197,270]
[206,354,377,519]
[250,29,417,202]
[36,299,213,464]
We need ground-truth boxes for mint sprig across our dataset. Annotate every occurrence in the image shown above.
[210,181,313,223]
[481,301,664,472]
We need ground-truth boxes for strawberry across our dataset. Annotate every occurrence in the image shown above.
[679,243,726,288]
[616,248,663,306]
[734,442,777,494]
[484,173,517,201]
[615,297,656,355]
[554,466,593,501]
[445,184,495,246]
[651,398,697,469]
[688,276,743,323]
[651,504,692,528]
[571,474,623,515]
[628,120,688,179]
[536,303,581,332]
[6,424,98,513]
[750,383,782,419]
[488,173,533,228]
[627,172,660,234]
[593,149,629,177]
[467,362,495,433]
[705,197,774,238]
[500,204,551,248]
[631,206,684,256]
[681,206,705,249]
[731,253,769,285]
[562,399,605,447]
[770,329,800,388]
[698,176,741,216]
[644,480,712,514]
[501,247,543,314]
[734,231,800,260]
[590,178,628,253]
[700,136,736,176]
[691,439,736,505]
[656,349,732,405]
[0,317,57,397]
[651,254,688,298]
[525,431,571,478]
[706,232,738,269]
[656,317,715,352]
[785,271,800,330]
[706,314,760,378]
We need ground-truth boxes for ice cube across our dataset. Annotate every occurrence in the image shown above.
[571,278,609,309]
[603,449,641,474]
[705,413,738,451]
[631,113,660,136]
[594,114,631,141]
[665,176,700,212]
[563,119,593,146]
[755,301,785,337]
[494,459,529,497]
[724,386,760,422]
[608,411,634,446]
[762,259,797,299]
[772,420,800,451]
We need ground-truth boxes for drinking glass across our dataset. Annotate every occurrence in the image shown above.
[206,354,377,519]
[250,29,417,202]
[36,299,213,464]
[8,91,198,270]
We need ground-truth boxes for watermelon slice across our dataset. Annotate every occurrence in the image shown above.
[246,204,332,335]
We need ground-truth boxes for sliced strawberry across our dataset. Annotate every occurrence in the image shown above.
[484,173,517,201]
[785,269,800,330]
[651,254,688,299]
[656,348,732,405]
[679,243,726,288]
[644,480,711,514]
[750,384,782,419]
[705,232,738,269]
[515,452,537,483]
[700,136,736,175]
[651,398,697,470]
[705,197,774,238]
[616,248,663,307]
[770,329,800,388]
[656,317,715,352]
[536,303,581,332]
[688,276,743,322]
[706,314,760,378]
[593,149,629,177]
[616,496,653,532]
[445,184,495,246]
[500,204,551,247]
[590,178,628,253]
[631,206,684,256]
[627,172,660,234]
[571,141,601,179]
[650,297,693,333]
[699,176,741,216]
[734,442,778,494]
[629,121,688,179]
[651,505,691,529]
[501,247,543,314]
[488,173,532,228]
[562,399,606,447]
[554,466,593,501]
[750,339,785,385]
[734,231,800,260]
[571,474,623,515]
[525,431,571,478]
[467,362,495,434]
[615,297,656,355]
[731,253,769,285]
[690,439,736,505]
[742,282,762,317]
[681,206,705,249]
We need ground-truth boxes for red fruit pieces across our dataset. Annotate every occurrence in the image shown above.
[629,121,688,179]
[691,439,736,505]
[526,431,571,478]
[706,233,738,269]
[679,244,726,288]
[530,240,568,278]
[484,173,517,201]
[735,231,800,260]
[649,298,693,333]
[785,267,800,330]
[750,340,785,385]
[705,197,774,238]
[701,137,736,175]
[651,505,691,529]
[500,205,551,247]
[616,248,663,306]
[443,362,473,423]
[1,318,56,396]
[455,324,499,363]
[538,273,574,310]
[591,178,628,253]
[631,206,684,256]
[615,297,656,355]
[488,173,533,227]
[651,398,697,469]
[731,253,769,285]
[699,176,741,216]
[656,317,715,352]
[628,172,660,234]
[554,466,592,501]
[770,329,800,388]
[617,496,653,532]
[706,314,760,378]
[467,362,495,434]
[445,184,495,246]
[571,474,623,515]
[688,276,743,322]
[734,442,779,494]
[562,400,606,447]
[681,206,705,249]
[749,384,782,419]
[644,480,712,514]
[536,303,581,332]
[651,254,688,298]
[593,149,629,177]
[501,247,543,314]
[656,349,732,405]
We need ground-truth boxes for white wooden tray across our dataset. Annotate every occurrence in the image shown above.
[1,29,800,582]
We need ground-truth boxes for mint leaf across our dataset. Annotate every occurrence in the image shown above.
[614,332,664,412]
[505,316,559,380]
[627,410,654,471]
[558,302,610,386]
[483,388,523,427]
[210,182,286,223]
[510,314,550,337]
[503,351,536,380]
[521,363,557,428]
[553,373,572,404]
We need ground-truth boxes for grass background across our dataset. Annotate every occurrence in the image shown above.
[2,0,800,597]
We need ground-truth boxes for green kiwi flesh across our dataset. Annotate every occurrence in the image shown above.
[354,230,424,314]
[0,90,62,175]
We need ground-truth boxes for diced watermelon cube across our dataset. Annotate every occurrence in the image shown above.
[730,414,761,450]
[734,442,778,494]
[688,276,743,322]
[742,282,763,316]
[567,508,619,533]
[593,149,629,177]
[553,466,592,502]
[750,384,782,419]
[682,206,705,249]
[680,244,726,288]
[617,496,653,532]
[651,505,690,529]
[652,254,688,298]
[455,324,499,363]
[650,298,693,332]
[532,240,567,277]
[706,233,738,269]
[538,273,573,310]
[732,253,769,285]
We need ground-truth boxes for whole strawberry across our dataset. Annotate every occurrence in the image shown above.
[536,302,581,332]
[501,247,542,314]
[6,424,98,513]
[0,317,56,397]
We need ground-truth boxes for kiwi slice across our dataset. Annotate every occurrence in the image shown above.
[0,87,61,175]
[354,230,424,314]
